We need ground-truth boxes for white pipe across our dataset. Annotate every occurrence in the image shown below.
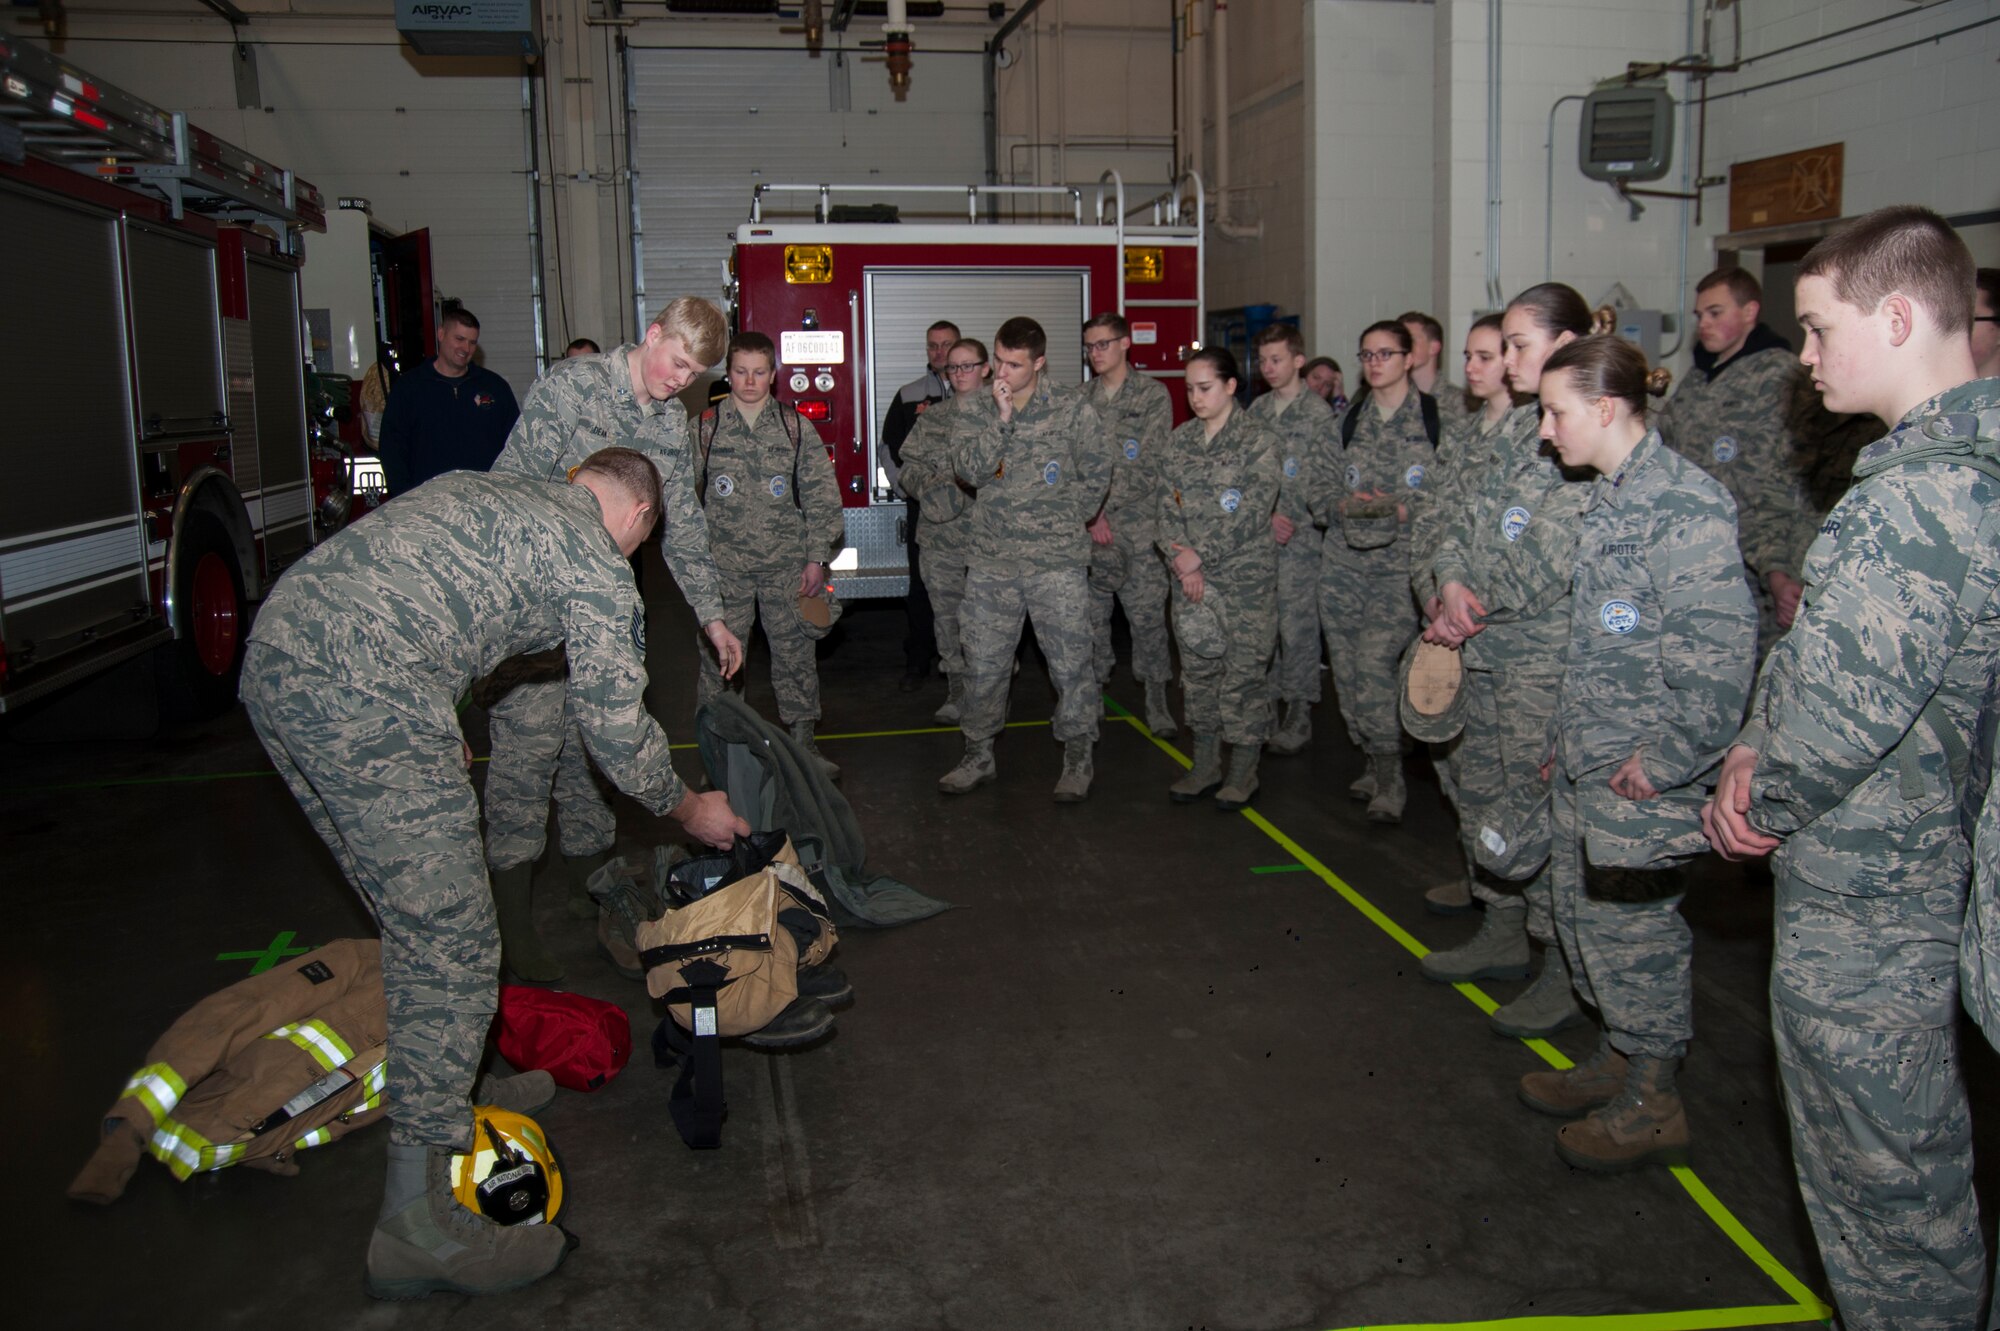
[1485,0,1504,307]
[1209,0,1262,240]
[1187,0,1204,185]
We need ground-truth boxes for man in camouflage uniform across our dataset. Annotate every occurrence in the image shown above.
[1082,313,1177,737]
[895,340,987,726]
[1311,321,1438,822]
[479,298,741,981]
[1655,267,1820,655]
[241,451,748,1298]
[1705,206,2000,1331]
[1402,310,1469,424]
[939,316,1114,801]
[693,332,845,776]
[1249,324,1337,756]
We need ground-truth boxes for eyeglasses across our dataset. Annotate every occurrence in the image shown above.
[944,361,987,374]
[1083,338,1124,354]
[1355,349,1406,364]
[1975,315,2000,325]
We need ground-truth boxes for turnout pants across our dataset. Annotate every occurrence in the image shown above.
[241,643,491,1153]
[958,566,1099,744]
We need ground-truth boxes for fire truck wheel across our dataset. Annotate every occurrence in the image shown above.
[156,512,247,722]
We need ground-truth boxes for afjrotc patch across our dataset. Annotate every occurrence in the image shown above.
[712,474,735,498]
[1124,438,1141,460]
[1502,506,1531,542]
[1712,436,1739,464]
[1220,487,1242,513]
[1405,463,1425,489]
[1344,463,1362,490]
[1042,460,1061,486]
[1600,600,1639,634]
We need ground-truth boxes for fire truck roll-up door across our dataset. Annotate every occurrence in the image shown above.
[244,257,312,571]
[849,268,1089,597]
[125,224,227,443]
[0,183,154,685]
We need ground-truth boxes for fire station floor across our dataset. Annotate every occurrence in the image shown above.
[7,560,2000,1331]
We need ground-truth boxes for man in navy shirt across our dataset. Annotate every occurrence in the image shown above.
[378,305,521,498]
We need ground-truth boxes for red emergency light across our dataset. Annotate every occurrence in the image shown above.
[793,400,831,421]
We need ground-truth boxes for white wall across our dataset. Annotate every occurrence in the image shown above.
[1304,0,1436,356]
[1207,0,1309,325]
[993,0,1176,195]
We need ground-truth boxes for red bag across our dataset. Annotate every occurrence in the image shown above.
[495,986,633,1092]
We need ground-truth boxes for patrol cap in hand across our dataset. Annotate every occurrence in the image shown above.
[797,585,844,641]
[1172,584,1228,660]
[1341,498,1401,551]
[1399,638,1467,743]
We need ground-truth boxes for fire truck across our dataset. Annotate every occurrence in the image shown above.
[0,38,329,718]
[727,173,1206,598]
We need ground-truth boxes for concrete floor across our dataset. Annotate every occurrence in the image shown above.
[6,564,1998,1330]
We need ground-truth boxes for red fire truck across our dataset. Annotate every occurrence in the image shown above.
[0,38,329,718]
[728,173,1206,598]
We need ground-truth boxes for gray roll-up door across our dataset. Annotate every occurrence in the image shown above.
[248,259,307,495]
[125,224,224,441]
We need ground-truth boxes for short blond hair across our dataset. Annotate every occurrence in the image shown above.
[650,296,728,366]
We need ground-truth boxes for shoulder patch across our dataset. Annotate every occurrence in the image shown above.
[631,605,648,654]
[1600,600,1639,635]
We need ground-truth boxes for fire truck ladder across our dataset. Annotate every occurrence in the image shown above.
[1096,170,1206,367]
[0,37,324,246]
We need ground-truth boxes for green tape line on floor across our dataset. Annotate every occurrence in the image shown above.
[1100,695,1831,1326]
[1326,1305,1827,1330]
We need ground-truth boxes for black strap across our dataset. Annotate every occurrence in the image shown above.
[653,959,730,1150]
[699,404,804,512]
[638,932,770,969]
[1340,389,1439,449]
[1420,391,1441,448]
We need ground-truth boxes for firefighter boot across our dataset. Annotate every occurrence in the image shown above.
[1143,679,1178,738]
[492,863,564,984]
[1169,735,1224,802]
[473,1070,557,1115]
[1348,754,1378,802]
[1053,740,1094,802]
[1366,754,1407,823]
[1557,1055,1690,1171]
[790,719,840,784]
[1490,946,1588,1039]
[1419,902,1531,983]
[938,738,997,795]
[366,1143,574,1300]
[562,848,610,921]
[1215,744,1261,811]
[1519,1034,1629,1117]
[933,674,963,726]
[1266,700,1312,756]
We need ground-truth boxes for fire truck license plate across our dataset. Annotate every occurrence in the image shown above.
[780,331,845,365]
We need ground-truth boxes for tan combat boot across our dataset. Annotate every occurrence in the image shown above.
[1266,700,1312,756]
[1556,1054,1689,1171]
[1143,679,1178,738]
[938,738,997,795]
[561,848,610,921]
[1052,740,1094,802]
[1424,873,1477,917]
[1419,902,1530,983]
[1348,754,1378,802]
[1366,754,1407,823]
[1169,735,1223,802]
[933,674,963,726]
[1519,1037,1629,1118]
[1491,947,1588,1039]
[1215,744,1261,811]
[366,1144,574,1300]
[790,719,840,784]
[473,1070,557,1115]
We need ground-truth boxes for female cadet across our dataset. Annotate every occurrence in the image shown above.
[898,339,990,726]
[1408,313,1517,913]
[1416,284,1593,1040]
[1518,335,1754,1170]
[1158,348,1294,809]
[1311,320,1438,823]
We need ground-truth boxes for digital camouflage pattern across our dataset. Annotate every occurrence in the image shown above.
[1249,386,1336,704]
[481,346,724,871]
[1548,432,1755,1063]
[1309,389,1434,757]
[1735,381,2000,1331]
[1786,409,1886,579]
[242,473,687,1150]
[898,398,977,681]
[692,399,845,721]
[950,381,1113,745]
[1085,371,1175,685]
[1158,408,1288,743]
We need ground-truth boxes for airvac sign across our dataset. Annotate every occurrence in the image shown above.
[396,0,541,57]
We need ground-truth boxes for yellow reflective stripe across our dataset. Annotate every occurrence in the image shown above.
[123,1063,187,1127]
[148,1122,211,1181]
[208,1142,244,1169]
[265,1020,355,1070]
[293,1127,332,1151]
[362,1061,387,1094]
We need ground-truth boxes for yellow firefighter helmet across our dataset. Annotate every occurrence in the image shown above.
[451,1107,564,1226]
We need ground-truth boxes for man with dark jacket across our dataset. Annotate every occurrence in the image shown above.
[378,304,521,497]
[882,319,959,689]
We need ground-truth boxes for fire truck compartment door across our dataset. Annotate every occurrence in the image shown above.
[125,224,226,442]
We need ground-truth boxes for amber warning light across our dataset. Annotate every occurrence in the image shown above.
[1125,247,1165,284]
[784,244,834,283]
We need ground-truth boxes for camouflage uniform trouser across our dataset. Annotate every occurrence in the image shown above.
[1318,547,1418,756]
[241,643,491,1152]
[958,566,1099,744]
[1439,667,1559,942]
[921,540,970,680]
[1770,867,1986,1331]
[1088,524,1172,685]
[483,671,618,872]
[1269,528,1324,703]
[1178,561,1278,746]
[1549,769,1692,1060]
[695,565,820,724]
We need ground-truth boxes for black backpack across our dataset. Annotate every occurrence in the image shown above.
[698,400,806,510]
[1340,387,1441,450]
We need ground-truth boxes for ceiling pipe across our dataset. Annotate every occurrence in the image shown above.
[1484,0,1504,308]
[1208,0,1260,240]
[985,0,1054,189]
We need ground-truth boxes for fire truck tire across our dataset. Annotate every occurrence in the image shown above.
[156,512,248,722]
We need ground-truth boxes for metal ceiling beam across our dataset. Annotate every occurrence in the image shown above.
[196,0,251,25]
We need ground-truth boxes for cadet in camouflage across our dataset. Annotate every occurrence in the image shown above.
[1654,268,1818,654]
[941,318,1114,799]
[1533,339,1756,1169]
[1401,310,1470,427]
[1248,325,1336,753]
[1704,211,1999,1331]
[1309,321,1436,821]
[1082,316,1176,712]
[692,334,844,728]
[898,343,987,723]
[481,315,734,879]
[241,460,745,1154]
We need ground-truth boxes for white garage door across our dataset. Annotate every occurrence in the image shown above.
[628,44,990,328]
